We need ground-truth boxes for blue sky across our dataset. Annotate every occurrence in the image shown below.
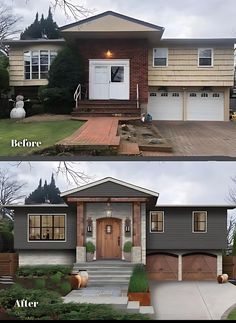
[5,0,236,38]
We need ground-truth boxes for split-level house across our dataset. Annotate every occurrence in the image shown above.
[4,11,236,121]
[7,177,234,281]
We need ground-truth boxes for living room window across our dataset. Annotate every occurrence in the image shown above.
[193,211,207,233]
[28,214,66,241]
[198,48,213,67]
[24,50,57,80]
[150,211,164,233]
[153,48,168,67]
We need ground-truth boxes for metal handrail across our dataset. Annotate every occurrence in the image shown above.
[136,83,140,109]
[74,84,82,109]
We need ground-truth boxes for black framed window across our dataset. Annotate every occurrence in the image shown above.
[193,211,207,233]
[29,215,65,241]
[150,211,164,233]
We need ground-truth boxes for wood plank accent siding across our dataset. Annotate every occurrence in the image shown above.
[77,202,84,246]
[148,47,234,86]
[67,197,147,202]
[133,202,141,246]
[0,253,19,276]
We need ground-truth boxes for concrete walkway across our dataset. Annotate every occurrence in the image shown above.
[150,281,236,320]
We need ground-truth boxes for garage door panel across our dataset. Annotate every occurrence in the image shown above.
[187,92,224,121]
[183,254,217,281]
[148,92,183,121]
[146,254,178,281]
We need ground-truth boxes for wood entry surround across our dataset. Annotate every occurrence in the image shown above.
[97,218,122,260]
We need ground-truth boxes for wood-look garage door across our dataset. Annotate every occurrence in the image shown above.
[182,254,217,281]
[148,92,184,121]
[186,92,224,121]
[146,254,178,280]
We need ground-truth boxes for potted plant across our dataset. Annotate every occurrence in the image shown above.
[85,241,95,262]
[123,241,132,262]
[128,264,151,306]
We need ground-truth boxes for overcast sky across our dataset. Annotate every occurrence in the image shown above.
[1,161,236,210]
[4,0,236,38]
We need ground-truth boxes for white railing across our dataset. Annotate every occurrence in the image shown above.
[136,83,140,109]
[74,84,82,109]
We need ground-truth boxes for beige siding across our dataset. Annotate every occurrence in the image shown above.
[148,47,235,86]
[9,43,64,86]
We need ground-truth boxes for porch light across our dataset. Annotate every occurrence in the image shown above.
[106,50,112,58]
[106,202,112,217]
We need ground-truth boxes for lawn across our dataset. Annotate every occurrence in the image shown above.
[227,308,236,320]
[0,119,83,156]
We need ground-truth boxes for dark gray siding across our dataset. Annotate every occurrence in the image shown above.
[146,207,227,250]
[14,206,76,250]
[68,182,153,198]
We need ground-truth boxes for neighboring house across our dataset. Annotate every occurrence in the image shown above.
[3,11,236,121]
[6,177,235,281]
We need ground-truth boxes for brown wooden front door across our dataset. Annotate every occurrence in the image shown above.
[97,218,122,259]
[182,254,217,280]
[146,254,178,281]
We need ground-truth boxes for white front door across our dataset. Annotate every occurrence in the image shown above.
[89,60,130,100]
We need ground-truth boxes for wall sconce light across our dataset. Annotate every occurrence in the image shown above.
[87,217,93,236]
[106,202,112,217]
[125,218,131,237]
[106,50,112,58]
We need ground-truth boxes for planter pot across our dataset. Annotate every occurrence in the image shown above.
[128,291,151,306]
[124,252,131,262]
[86,252,94,262]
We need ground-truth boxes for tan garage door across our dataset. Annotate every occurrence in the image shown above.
[182,254,217,281]
[146,254,178,280]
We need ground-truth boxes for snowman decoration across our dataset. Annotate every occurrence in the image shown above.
[10,95,27,119]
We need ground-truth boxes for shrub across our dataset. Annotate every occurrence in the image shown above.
[39,87,73,114]
[50,272,63,285]
[60,281,72,294]
[0,68,9,94]
[34,278,46,289]
[48,46,85,93]
[0,231,14,252]
[16,265,72,277]
[86,241,96,253]
[0,98,11,119]
[123,241,132,253]
[128,264,149,293]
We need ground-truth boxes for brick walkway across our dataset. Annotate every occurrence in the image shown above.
[58,117,120,147]
[154,121,236,157]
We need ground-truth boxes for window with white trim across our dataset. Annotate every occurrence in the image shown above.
[150,211,164,233]
[161,92,168,97]
[201,93,209,98]
[198,48,213,67]
[24,50,57,80]
[193,211,207,233]
[190,93,197,97]
[153,48,168,67]
[29,214,65,241]
[213,93,220,98]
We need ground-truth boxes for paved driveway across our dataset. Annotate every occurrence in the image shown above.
[154,121,236,157]
[150,281,236,320]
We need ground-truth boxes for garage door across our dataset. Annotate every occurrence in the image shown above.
[187,92,224,121]
[148,92,183,121]
[182,254,217,281]
[146,254,178,280]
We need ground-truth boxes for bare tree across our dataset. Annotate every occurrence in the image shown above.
[52,0,93,19]
[0,169,26,205]
[0,1,22,51]
[227,214,236,250]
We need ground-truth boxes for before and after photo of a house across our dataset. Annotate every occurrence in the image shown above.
[1,0,236,321]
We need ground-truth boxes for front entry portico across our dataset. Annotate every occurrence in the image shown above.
[89,59,130,100]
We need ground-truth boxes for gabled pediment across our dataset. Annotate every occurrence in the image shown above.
[60,11,164,34]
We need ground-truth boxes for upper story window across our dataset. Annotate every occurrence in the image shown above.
[198,48,213,67]
[150,211,164,233]
[193,211,207,233]
[24,50,57,80]
[28,214,65,241]
[153,48,168,67]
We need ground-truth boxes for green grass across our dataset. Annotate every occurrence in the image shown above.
[0,120,83,156]
[227,308,236,320]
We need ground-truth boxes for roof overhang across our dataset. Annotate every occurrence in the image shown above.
[155,204,236,209]
[60,11,164,42]
[2,39,65,46]
[160,38,236,46]
[3,204,68,208]
[61,177,160,198]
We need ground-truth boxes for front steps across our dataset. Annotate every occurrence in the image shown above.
[72,100,141,117]
[73,261,135,288]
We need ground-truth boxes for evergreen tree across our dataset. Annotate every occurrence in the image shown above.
[232,232,236,256]
[25,175,63,204]
[20,8,61,40]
